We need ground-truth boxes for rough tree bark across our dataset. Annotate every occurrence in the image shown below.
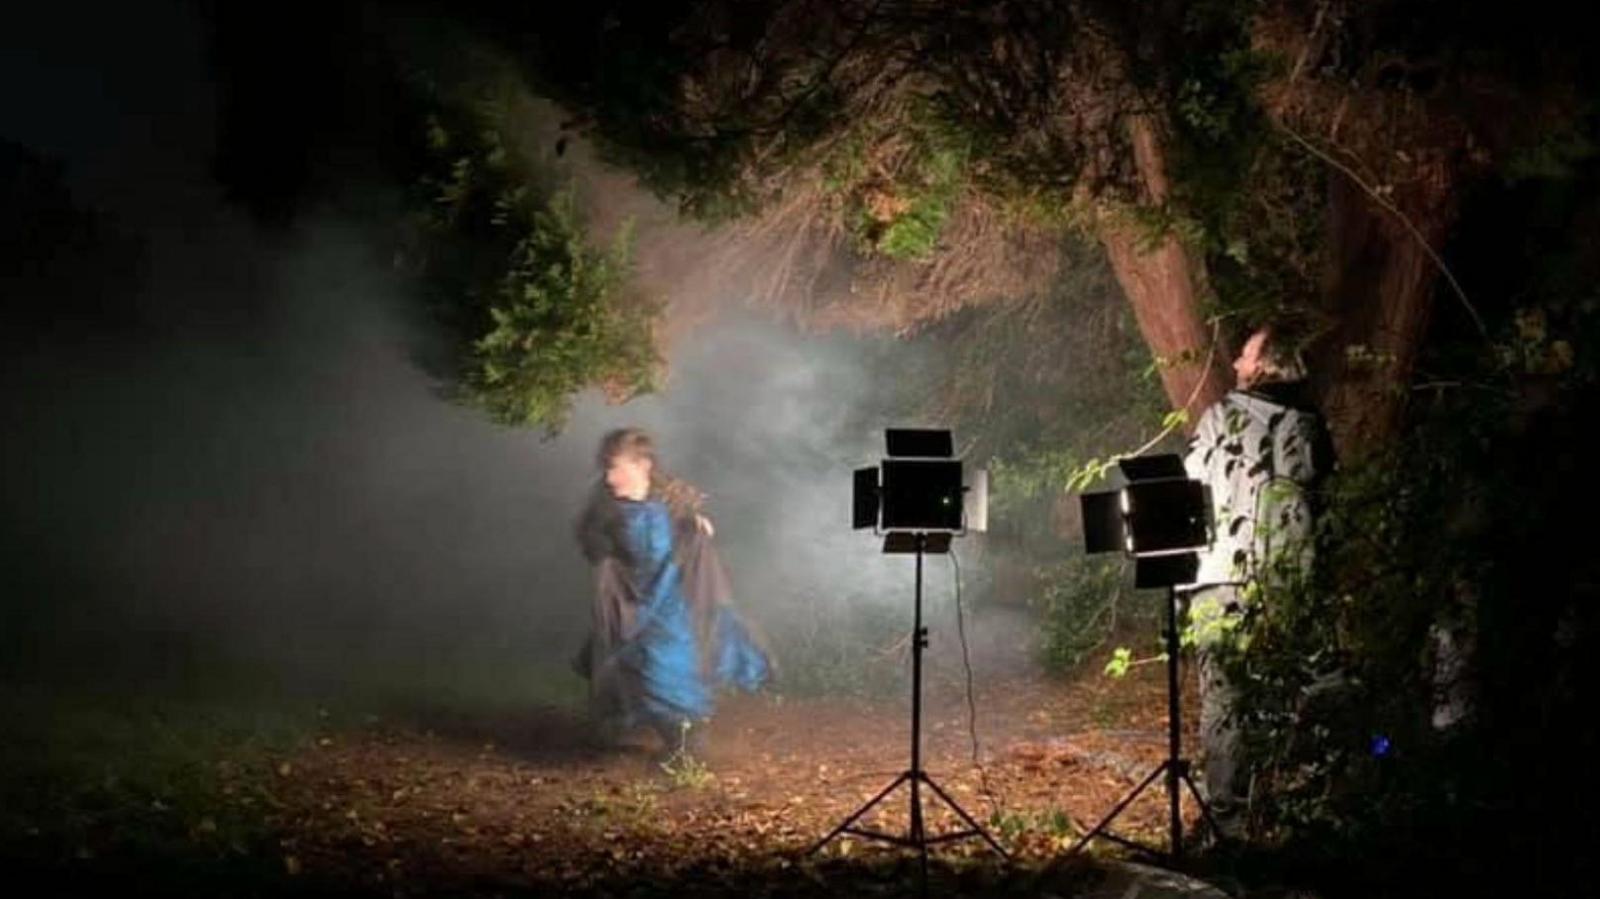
[1095,114,1233,427]
[1250,3,1495,461]
[1313,160,1457,460]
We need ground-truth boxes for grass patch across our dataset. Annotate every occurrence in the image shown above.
[0,674,314,888]
[0,646,585,871]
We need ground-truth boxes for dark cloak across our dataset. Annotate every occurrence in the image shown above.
[571,481,770,724]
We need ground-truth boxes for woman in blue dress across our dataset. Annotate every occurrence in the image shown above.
[574,428,770,757]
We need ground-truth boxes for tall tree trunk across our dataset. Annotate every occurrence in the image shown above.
[1249,4,1487,461]
[1313,161,1456,460]
[1096,115,1232,427]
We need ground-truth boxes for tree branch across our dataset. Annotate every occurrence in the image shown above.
[1274,119,1490,345]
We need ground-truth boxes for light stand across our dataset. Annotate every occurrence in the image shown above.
[1070,453,1223,862]
[808,532,1009,879]
[1066,581,1221,860]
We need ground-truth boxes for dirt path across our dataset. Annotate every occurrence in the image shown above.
[266,656,1208,895]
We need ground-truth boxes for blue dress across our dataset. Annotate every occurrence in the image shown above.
[617,499,769,727]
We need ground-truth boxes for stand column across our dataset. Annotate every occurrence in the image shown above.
[1164,584,1183,859]
[911,537,927,837]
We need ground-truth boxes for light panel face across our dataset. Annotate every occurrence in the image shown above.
[880,459,964,531]
[1123,479,1209,554]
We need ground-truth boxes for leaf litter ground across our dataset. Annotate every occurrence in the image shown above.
[259,654,1205,896]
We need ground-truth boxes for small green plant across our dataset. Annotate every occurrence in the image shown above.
[1102,646,1133,679]
[1101,644,1169,681]
[658,722,716,790]
[988,810,1028,843]
[987,806,1079,849]
[576,780,664,829]
[618,780,664,823]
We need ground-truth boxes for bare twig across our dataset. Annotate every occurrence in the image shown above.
[1125,316,1225,456]
[1274,120,1491,343]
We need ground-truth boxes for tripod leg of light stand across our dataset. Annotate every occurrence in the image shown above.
[1066,759,1167,855]
[809,534,1010,882]
[918,772,1011,859]
[1067,584,1211,861]
[1179,767,1224,844]
[806,771,912,855]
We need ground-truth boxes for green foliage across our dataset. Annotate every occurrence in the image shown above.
[1116,200,1209,257]
[988,806,1078,849]
[503,5,855,225]
[405,103,661,432]
[1502,119,1598,183]
[1154,2,1330,333]
[1223,444,1474,851]
[466,192,657,429]
[937,257,1173,679]
[871,150,962,260]
[1101,646,1133,679]
[1219,285,1600,886]
[1187,129,1329,332]
[1028,556,1136,675]
[762,598,906,700]
[574,780,666,830]
[1060,410,1190,496]
[0,679,313,874]
[988,449,1083,519]
[1498,306,1579,375]
[985,438,1167,677]
[820,101,974,261]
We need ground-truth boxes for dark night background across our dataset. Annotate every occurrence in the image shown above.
[3,2,588,684]
[2,2,912,686]
[6,2,1600,897]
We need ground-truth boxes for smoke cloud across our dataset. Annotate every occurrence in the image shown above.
[1,2,973,698]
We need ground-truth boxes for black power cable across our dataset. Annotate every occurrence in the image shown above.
[950,548,1005,820]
